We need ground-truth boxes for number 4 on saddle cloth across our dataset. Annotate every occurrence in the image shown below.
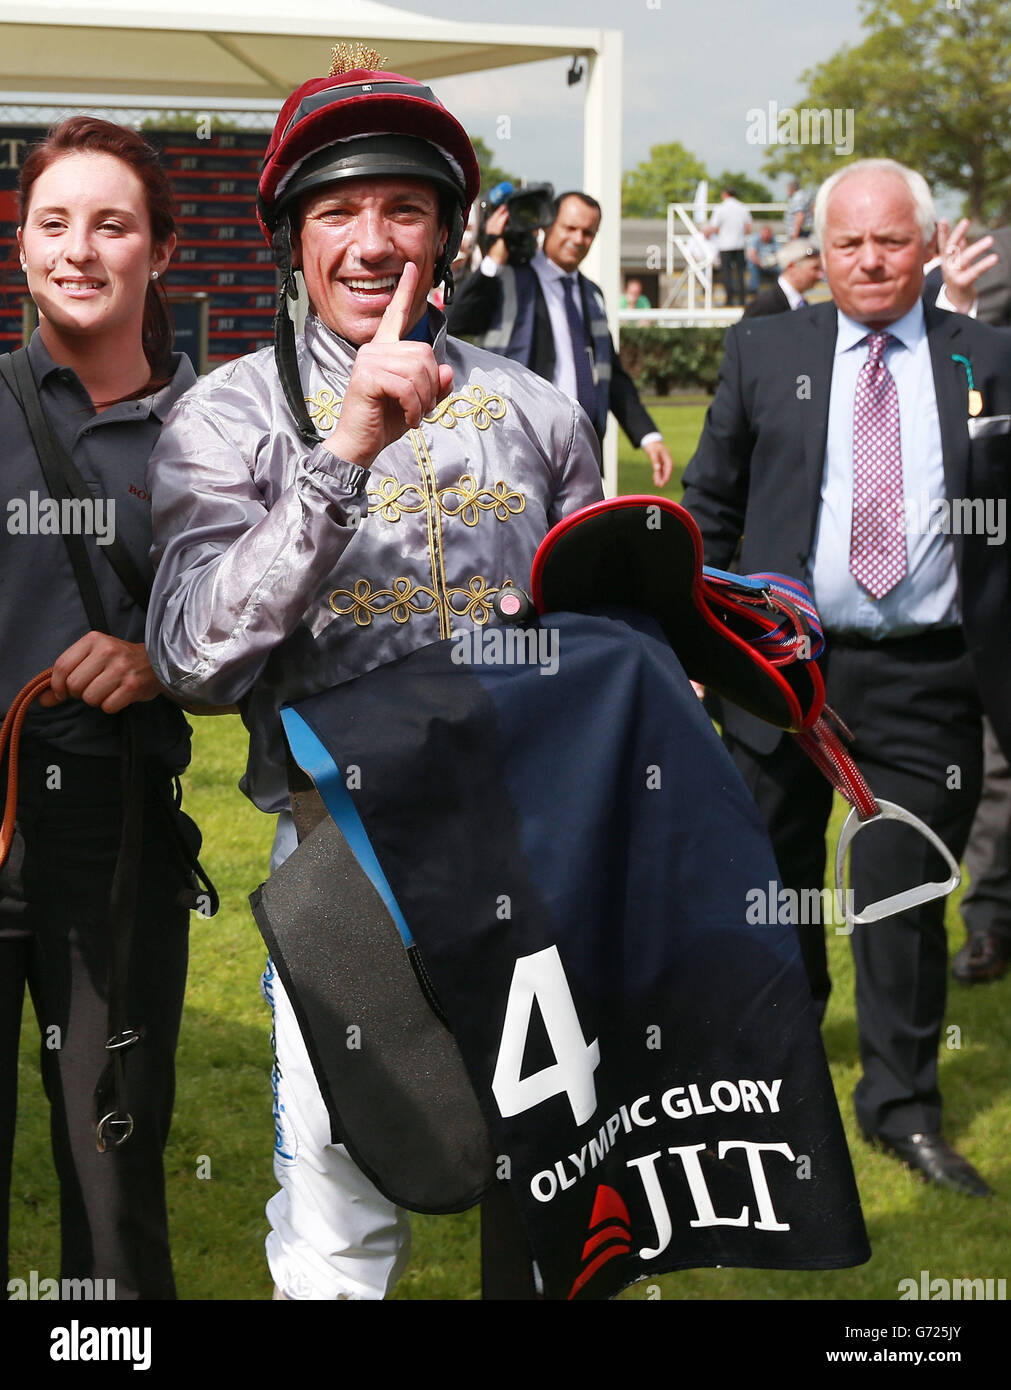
[249,495,966,1299]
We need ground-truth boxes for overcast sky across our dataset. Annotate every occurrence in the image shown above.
[392,0,866,200]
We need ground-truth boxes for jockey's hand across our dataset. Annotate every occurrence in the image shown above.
[325,262,454,469]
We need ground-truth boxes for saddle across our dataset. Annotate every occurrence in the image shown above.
[250,494,958,1220]
[531,496,960,927]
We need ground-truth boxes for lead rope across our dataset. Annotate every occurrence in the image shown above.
[0,669,144,1148]
[0,669,54,868]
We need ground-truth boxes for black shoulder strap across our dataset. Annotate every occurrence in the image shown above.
[2,348,219,1150]
[1,350,109,630]
[1,349,142,1147]
[0,349,152,618]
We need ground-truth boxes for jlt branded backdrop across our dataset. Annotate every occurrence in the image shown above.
[0,125,275,369]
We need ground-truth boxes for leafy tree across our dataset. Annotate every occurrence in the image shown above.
[469,135,518,196]
[622,142,708,218]
[761,0,1011,221]
[710,170,774,206]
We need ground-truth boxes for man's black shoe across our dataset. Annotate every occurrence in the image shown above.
[952,927,1010,984]
[864,1132,991,1196]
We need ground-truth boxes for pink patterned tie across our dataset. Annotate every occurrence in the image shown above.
[850,331,906,598]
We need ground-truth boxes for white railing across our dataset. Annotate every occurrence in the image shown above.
[661,202,786,324]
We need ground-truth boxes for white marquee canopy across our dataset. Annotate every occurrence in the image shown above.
[1,0,624,486]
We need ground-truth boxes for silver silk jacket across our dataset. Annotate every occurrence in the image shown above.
[146,308,603,812]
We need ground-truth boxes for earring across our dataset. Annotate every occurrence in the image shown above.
[19,258,27,271]
[150,270,159,280]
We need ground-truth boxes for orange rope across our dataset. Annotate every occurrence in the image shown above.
[0,668,54,869]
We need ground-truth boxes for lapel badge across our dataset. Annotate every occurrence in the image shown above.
[951,354,982,417]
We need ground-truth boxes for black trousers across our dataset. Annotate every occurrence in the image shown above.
[0,743,190,1300]
[720,249,746,306]
[724,632,983,1139]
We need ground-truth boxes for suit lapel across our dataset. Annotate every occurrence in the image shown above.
[577,272,611,437]
[799,304,838,538]
[924,303,970,503]
[530,274,556,381]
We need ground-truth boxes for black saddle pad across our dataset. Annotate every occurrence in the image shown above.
[251,805,495,1214]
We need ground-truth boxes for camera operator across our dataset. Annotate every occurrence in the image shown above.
[448,190,673,486]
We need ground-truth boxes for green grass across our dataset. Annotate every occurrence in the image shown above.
[618,397,703,498]
[11,400,1010,1301]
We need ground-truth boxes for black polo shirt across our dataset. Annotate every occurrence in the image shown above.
[1,332,196,766]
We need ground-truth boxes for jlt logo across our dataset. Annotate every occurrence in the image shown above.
[490,945,795,1256]
[0,137,30,169]
[627,1139,794,1258]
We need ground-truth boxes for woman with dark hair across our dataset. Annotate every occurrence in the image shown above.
[1,117,199,1300]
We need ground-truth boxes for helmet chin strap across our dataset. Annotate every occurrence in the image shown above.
[436,206,464,304]
[272,216,324,447]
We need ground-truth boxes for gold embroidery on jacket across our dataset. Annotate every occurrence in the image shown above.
[328,577,439,626]
[425,384,506,431]
[304,389,342,432]
[410,429,453,639]
[446,575,499,624]
[328,575,504,626]
[366,474,525,527]
[328,390,522,629]
[369,476,427,522]
[438,476,525,527]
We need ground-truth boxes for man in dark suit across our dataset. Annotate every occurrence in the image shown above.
[447,191,673,486]
[930,222,1011,984]
[744,238,823,318]
[743,280,790,319]
[682,158,1011,1196]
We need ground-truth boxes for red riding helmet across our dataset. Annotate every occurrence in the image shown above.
[258,68,480,242]
[258,52,482,444]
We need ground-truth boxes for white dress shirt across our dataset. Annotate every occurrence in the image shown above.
[480,250,661,446]
[479,250,580,397]
[709,197,751,251]
[530,249,584,403]
[778,274,806,310]
[809,299,960,637]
